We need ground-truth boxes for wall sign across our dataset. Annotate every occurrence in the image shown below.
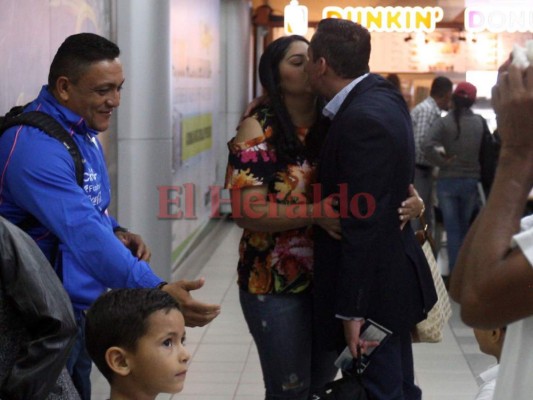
[322,6,444,33]
[465,7,533,33]
[284,0,308,35]
[181,113,213,162]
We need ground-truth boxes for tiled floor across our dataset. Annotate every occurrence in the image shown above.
[90,219,495,399]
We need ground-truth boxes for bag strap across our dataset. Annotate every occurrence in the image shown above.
[416,214,436,252]
[1,110,84,187]
[1,108,84,236]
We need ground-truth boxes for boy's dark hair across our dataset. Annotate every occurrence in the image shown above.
[430,76,453,98]
[48,32,120,87]
[85,288,181,383]
[257,35,325,162]
[309,18,371,79]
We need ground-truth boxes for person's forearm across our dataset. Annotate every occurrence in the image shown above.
[421,142,445,167]
[452,148,533,326]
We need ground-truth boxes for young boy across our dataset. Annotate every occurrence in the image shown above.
[85,288,190,399]
[473,326,506,400]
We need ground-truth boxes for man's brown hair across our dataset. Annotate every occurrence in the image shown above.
[309,18,371,79]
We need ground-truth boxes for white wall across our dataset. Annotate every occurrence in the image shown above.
[221,0,253,152]
[115,0,252,279]
[115,0,173,279]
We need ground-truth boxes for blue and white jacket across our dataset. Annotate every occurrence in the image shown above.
[0,86,162,311]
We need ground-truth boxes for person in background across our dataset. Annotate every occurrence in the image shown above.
[449,62,533,400]
[85,288,189,400]
[304,19,437,400]
[225,34,424,400]
[423,82,485,278]
[410,76,453,239]
[385,73,401,92]
[473,326,506,400]
[0,33,219,399]
[0,216,79,400]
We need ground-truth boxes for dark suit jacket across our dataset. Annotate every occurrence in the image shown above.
[313,74,437,349]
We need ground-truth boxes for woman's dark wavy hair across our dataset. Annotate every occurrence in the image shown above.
[257,35,326,163]
[452,94,475,140]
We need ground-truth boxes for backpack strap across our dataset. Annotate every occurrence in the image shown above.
[1,110,84,187]
[1,108,85,241]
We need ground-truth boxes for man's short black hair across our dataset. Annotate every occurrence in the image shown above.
[48,32,120,87]
[309,18,371,79]
[85,288,181,383]
[430,76,453,98]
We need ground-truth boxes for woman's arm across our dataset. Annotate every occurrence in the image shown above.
[231,117,341,239]
[230,185,341,240]
[398,184,424,229]
[231,121,424,238]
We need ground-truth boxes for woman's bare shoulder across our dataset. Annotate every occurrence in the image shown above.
[235,116,264,143]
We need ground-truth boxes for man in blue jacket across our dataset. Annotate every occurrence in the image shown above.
[0,33,220,400]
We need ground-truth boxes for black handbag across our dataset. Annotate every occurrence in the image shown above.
[311,348,369,400]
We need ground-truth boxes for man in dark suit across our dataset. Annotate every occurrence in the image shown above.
[305,19,437,399]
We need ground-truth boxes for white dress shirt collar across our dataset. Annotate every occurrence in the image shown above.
[323,73,369,120]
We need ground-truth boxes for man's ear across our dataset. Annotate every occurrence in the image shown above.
[105,346,131,377]
[317,57,327,76]
[55,76,71,102]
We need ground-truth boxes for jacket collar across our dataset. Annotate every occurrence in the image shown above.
[323,73,369,120]
[34,86,99,136]
[333,73,382,120]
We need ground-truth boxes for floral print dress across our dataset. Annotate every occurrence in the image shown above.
[225,107,316,295]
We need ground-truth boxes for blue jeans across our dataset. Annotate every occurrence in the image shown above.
[240,289,338,400]
[66,311,92,400]
[437,178,480,273]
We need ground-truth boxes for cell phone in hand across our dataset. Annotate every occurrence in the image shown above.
[334,319,392,372]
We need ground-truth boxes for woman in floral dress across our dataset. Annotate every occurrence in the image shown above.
[224,35,423,400]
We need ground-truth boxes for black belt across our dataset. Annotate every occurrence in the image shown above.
[415,164,432,171]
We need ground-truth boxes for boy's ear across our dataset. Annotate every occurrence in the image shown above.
[105,346,131,377]
[491,328,505,344]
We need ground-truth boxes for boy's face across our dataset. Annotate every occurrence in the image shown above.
[127,308,189,396]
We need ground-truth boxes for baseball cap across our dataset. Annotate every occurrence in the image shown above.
[453,82,477,102]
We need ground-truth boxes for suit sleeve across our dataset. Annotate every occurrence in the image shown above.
[0,220,77,400]
[334,114,397,317]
